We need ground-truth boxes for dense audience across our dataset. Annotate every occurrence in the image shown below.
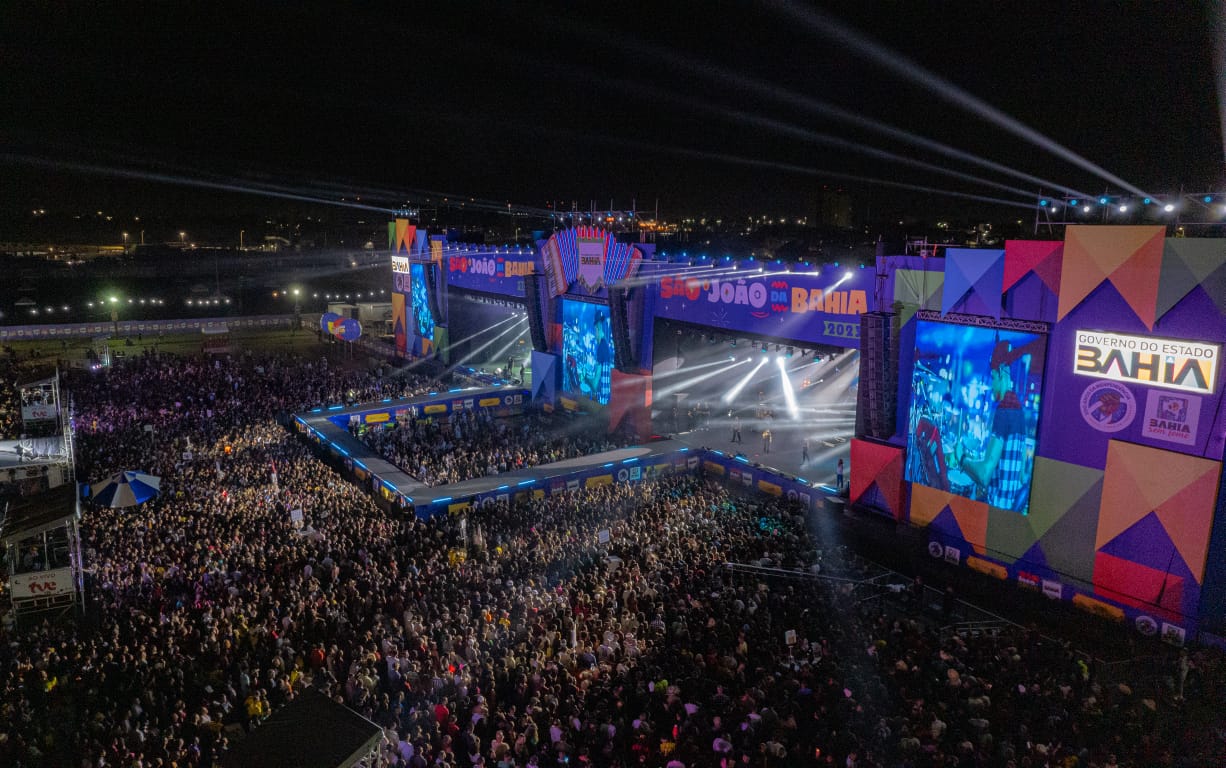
[357,411,626,486]
[0,357,22,440]
[0,346,1220,768]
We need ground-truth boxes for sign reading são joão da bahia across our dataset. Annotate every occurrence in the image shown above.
[445,253,535,298]
[1073,330,1219,394]
[655,270,872,347]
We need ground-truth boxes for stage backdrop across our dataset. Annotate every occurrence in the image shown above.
[888,228,1226,643]
[651,264,874,349]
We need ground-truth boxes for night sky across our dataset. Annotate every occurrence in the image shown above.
[2,1,1222,220]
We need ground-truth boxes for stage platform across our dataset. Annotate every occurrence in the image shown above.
[294,389,688,506]
[668,407,853,490]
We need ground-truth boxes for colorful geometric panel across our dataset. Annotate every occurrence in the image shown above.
[1057,225,1166,327]
[986,456,1103,567]
[850,439,904,519]
[1156,238,1226,321]
[908,483,988,553]
[1093,550,1186,618]
[1096,440,1220,583]
[893,269,944,327]
[391,292,407,357]
[388,221,397,250]
[1003,240,1063,293]
[941,248,1004,318]
[394,220,416,254]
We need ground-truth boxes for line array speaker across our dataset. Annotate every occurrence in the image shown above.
[523,273,550,352]
[609,285,637,372]
[856,311,898,440]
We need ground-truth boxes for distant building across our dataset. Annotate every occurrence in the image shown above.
[818,188,853,229]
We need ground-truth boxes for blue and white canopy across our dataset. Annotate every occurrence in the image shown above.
[91,471,161,508]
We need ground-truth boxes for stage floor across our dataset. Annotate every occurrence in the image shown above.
[667,407,853,489]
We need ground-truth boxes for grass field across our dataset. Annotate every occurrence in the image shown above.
[4,328,350,370]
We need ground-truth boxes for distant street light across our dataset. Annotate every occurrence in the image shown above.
[179,231,186,244]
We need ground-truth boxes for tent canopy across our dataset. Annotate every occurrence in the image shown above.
[220,688,382,768]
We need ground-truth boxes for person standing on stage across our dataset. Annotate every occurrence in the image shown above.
[836,458,845,488]
[731,417,742,443]
[762,429,772,454]
[801,439,810,465]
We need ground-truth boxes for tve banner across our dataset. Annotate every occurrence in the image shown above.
[652,265,874,348]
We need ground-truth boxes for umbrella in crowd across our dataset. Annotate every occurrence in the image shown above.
[90,470,162,508]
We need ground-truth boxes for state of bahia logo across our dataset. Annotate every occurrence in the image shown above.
[658,275,867,320]
[1079,380,1136,433]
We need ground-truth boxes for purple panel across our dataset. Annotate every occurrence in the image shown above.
[1004,271,1058,323]
[1039,279,1226,469]
[651,265,874,348]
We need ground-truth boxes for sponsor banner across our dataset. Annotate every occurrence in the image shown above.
[1079,381,1137,433]
[966,556,1007,580]
[478,397,502,407]
[391,255,411,274]
[1042,579,1064,601]
[364,412,389,424]
[653,267,874,349]
[1073,330,1218,394]
[423,404,448,415]
[21,404,56,421]
[757,479,783,497]
[585,474,613,488]
[445,250,534,298]
[1017,571,1042,590]
[1141,390,1201,446]
[703,461,726,475]
[448,502,472,515]
[1072,593,1125,622]
[943,545,961,565]
[9,568,75,599]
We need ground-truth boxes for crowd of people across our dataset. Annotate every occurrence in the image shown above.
[0,356,22,440]
[356,412,627,486]
[0,345,1220,768]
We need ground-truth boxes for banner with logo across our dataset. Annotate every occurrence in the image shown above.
[652,265,874,349]
[9,568,75,600]
[445,248,537,298]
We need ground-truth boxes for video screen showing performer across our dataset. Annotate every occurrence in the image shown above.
[561,299,613,405]
[410,263,435,340]
[904,321,1046,515]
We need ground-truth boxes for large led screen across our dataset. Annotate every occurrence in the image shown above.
[410,263,435,340]
[561,298,612,405]
[904,320,1046,514]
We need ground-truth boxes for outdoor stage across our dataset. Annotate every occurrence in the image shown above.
[294,390,688,506]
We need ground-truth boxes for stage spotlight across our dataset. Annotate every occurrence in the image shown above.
[1069,199,1079,206]
[1118,204,1128,213]
[1099,197,1109,205]
[1083,206,1091,213]
[1164,203,1176,213]
[776,357,800,419]
[1204,195,1214,204]
[724,358,768,402]
[1143,197,1152,205]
